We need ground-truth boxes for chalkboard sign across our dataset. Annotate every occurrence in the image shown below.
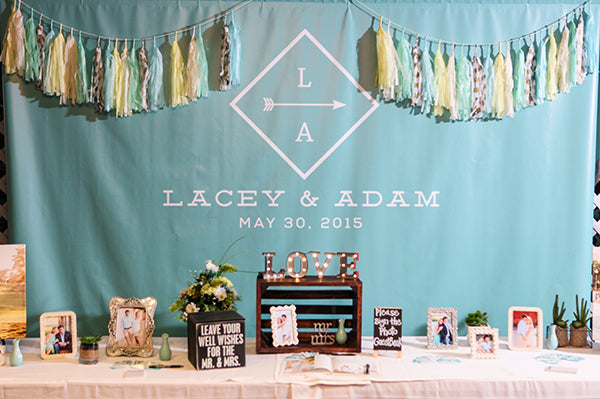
[187,310,246,370]
[373,307,402,352]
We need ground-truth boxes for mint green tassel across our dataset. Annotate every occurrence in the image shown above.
[456,54,472,120]
[104,43,115,112]
[24,14,39,82]
[420,46,434,115]
[76,33,88,104]
[396,34,412,102]
[148,39,165,111]
[128,40,142,113]
[229,18,241,87]
[513,48,525,111]
[535,38,547,104]
[197,33,209,98]
[568,20,577,86]
[584,10,596,72]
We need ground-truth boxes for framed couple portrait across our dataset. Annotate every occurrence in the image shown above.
[427,307,458,349]
[106,296,156,357]
[508,306,543,351]
[39,311,77,360]
[469,326,499,359]
[270,305,299,347]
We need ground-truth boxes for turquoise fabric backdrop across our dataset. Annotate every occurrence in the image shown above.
[1,0,598,337]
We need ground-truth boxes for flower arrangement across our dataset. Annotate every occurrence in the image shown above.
[169,240,243,322]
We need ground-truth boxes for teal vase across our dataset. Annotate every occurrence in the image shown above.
[547,324,559,350]
[159,333,172,361]
[335,318,348,345]
[10,338,23,367]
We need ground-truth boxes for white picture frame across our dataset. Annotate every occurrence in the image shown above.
[427,307,458,349]
[469,326,499,359]
[39,311,77,360]
[508,306,543,351]
[270,305,299,347]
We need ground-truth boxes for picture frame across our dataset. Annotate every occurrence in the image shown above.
[507,306,543,351]
[0,244,26,339]
[106,296,156,357]
[469,326,499,359]
[39,311,77,359]
[427,307,458,349]
[270,304,299,347]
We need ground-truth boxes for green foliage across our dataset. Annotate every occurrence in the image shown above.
[552,294,568,328]
[465,310,488,326]
[79,336,103,344]
[571,294,591,329]
[170,239,244,322]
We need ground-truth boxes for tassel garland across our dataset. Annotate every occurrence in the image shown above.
[0,0,594,120]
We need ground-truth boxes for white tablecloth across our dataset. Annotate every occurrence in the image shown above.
[1,336,600,398]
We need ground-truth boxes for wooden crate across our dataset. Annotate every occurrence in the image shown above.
[256,274,362,353]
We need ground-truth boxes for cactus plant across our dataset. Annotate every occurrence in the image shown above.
[465,310,489,326]
[571,294,591,329]
[552,294,568,328]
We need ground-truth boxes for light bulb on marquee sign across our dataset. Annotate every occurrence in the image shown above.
[261,251,359,280]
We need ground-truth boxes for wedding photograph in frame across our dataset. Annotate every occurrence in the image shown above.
[270,304,299,347]
[106,296,156,357]
[507,306,543,351]
[469,326,499,359]
[39,311,77,359]
[427,307,458,349]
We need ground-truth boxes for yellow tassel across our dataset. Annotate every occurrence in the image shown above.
[0,3,25,75]
[170,32,187,107]
[48,25,66,98]
[113,41,123,114]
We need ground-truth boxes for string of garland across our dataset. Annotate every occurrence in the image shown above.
[0,0,249,117]
[0,0,597,120]
[352,0,596,120]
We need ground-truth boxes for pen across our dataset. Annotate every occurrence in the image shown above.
[149,364,184,369]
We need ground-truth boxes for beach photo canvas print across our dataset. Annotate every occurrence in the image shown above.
[0,245,26,338]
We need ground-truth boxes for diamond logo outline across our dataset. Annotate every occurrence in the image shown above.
[230,29,379,180]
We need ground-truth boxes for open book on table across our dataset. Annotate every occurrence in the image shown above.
[276,352,382,378]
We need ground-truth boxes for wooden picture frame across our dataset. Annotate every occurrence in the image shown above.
[508,306,543,351]
[39,311,77,359]
[270,304,299,347]
[427,307,458,349]
[469,326,499,359]
[106,296,156,357]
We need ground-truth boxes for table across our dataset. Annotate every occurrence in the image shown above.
[1,336,600,398]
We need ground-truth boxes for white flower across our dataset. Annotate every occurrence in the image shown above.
[215,286,227,301]
[231,288,238,297]
[205,260,219,272]
[185,302,199,314]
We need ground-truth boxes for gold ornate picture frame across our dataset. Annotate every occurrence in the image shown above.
[427,307,458,349]
[106,296,156,357]
[39,311,77,360]
[469,326,499,359]
[270,304,299,347]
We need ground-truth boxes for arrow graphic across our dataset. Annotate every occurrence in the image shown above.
[263,97,346,112]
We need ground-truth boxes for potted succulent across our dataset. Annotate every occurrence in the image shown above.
[465,310,489,345]
[79,336,102,364]
[551,295,569,347]
[569,295,591,347]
